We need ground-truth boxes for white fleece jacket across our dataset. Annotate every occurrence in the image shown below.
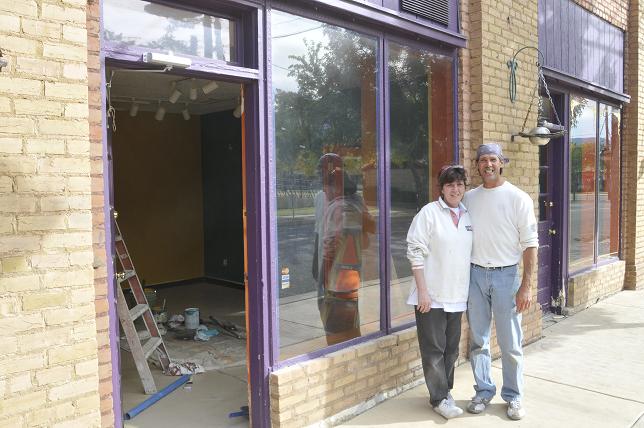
[406,198,473,304]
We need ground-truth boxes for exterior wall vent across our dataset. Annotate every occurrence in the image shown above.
[400,0,449,26]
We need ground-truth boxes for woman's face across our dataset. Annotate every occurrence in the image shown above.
[441,180,466,208]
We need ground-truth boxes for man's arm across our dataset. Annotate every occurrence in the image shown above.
[516,246,537,313]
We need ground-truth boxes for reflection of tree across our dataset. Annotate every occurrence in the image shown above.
[389,47,437,209]
[274,27,375,181]
[570,97,588,128]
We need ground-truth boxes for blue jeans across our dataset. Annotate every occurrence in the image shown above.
[467,264,523,402]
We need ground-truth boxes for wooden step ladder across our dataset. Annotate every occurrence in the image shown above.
[114,217,171,394]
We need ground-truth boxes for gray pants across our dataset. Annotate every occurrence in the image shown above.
[415,308,463,406]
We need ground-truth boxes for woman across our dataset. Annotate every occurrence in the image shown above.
[406,165,472,419]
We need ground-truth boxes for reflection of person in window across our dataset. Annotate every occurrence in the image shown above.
[314,153,375,345]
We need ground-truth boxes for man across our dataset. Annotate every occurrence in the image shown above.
[463,143,538,421]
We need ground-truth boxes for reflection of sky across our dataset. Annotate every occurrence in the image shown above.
[570,97,596,140]
[271,10,327,93]
[104,0,232,60]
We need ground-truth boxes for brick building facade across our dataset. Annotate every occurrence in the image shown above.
[0,0,641,427]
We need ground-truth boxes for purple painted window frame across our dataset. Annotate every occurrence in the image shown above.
[100,0,463,426]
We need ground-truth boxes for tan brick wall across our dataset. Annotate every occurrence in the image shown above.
[270,329,425,428]
[566,261,626,310]
[571,0,628,30]
[623,0,644,291]
[85,0,115,426]
[0,1,101,427]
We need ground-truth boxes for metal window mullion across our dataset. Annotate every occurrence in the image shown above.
[380,37,392,333]
[594,100,600,266]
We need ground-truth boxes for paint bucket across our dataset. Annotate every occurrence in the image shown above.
[184,308,199,330]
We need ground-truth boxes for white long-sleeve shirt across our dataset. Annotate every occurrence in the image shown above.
[406,198,473,306]
[463,181,539,267]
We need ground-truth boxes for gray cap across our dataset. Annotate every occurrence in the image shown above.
[476,143,509,163]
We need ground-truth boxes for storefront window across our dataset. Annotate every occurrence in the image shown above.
[569,96,597,271]
[271,10,380,359]
[597,104,621,259]
[569,96,621,273]
[388,42,454,327]
[104,0,237,62]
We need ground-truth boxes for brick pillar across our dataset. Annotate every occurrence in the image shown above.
[464,0,543,342]
[0,1,101,426]
[623,0,644,290]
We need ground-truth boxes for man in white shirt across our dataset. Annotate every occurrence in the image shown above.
[462,143,538,421]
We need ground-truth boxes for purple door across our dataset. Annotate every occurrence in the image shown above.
[537,94,565,312]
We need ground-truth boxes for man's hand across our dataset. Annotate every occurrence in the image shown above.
[515,283,532,313]
[417,288,432,313]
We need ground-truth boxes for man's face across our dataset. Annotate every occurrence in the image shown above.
[477,154,502,184]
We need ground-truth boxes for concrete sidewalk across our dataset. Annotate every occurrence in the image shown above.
[339,289,644,428]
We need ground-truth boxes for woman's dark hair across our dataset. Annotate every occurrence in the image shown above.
[437,165,468,188]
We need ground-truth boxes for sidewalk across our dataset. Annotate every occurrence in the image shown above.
[339,289,644,428]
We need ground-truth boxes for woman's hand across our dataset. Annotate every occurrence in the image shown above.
[417,288,432,313]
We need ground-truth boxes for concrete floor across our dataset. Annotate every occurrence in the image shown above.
[121,283,250,428]
[339,289,644,428]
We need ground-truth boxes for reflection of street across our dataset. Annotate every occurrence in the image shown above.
[568,193,613,267]
[276,209,417,298]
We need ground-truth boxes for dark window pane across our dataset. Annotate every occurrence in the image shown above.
[597,104,620,259]
[271,11,380,359]
[388,42,454,327]
[569,96,596,271]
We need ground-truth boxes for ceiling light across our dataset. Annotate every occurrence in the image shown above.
[182,105,190,121]
[169,82,182,104]
[155,103,166,121]
[129,100,139,117]
[202,81,219,94]
[233,98,243,118]
[189,78,198,101]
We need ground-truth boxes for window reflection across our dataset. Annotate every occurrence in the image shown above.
[597,104,620,259]
[388,42,454,327]
[569,96,596,271]
[104,0,237,62]
[271,11,380,359]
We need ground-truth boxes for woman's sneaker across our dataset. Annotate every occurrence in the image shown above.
[507,399,526,420]
[466,396,492,414]
[434,398,463,419]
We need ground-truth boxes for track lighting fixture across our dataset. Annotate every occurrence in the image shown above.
[155,102,166,121]
[202,81,219,95]
[182,105,191,121]
[189,78,198,101]
[233,98,243,118]
[169,81,182,104]
[129,99,139,117]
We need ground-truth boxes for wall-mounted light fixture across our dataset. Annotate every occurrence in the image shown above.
[508,46,565,146]
[0,49,7,71]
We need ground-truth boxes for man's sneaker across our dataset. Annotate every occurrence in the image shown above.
[466,396,492,414]
[507,399,526,420]
[433,398,463,419]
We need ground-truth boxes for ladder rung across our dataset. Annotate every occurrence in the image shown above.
[129,304,149,321]
[142,337,163,359]
[118,269,136,283]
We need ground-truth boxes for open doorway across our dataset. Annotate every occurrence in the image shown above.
[107,66,249,427]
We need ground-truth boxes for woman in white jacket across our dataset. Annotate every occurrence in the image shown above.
[406,165,472,419]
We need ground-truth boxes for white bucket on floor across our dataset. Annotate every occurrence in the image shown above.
[184,307,199,330]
